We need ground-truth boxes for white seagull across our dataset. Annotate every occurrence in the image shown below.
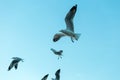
[41,74,49,80]
[51,48,63,59]
[53,4,81,42]
[51,69,61,80]
[8,57,23,71]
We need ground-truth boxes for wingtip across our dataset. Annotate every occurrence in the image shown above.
[74,4,77,9]
[75,4,77,7]
[46,74,49,76]
[45,74,49,77]
[70,4,77,12]
[8,69,10,71]
[57,69,61,72]
[53,35,60,42]
[53,38,58,42]
[8,67,11,71]
[53,35,59,42]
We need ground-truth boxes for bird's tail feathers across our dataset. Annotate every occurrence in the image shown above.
[74,33,81,40]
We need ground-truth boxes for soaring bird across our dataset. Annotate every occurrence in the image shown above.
[41,74,49,80]
[53,4,81,43]
[51,69,61,80]
[51,48,63,59]
[8,57,23,71]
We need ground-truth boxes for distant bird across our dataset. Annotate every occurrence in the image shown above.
[53,4,81,43]
[51,48,63,59]
[8,57,23,71]
[51,69,61,80]
[41,74,49,80]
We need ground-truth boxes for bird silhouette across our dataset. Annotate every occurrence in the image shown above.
[53,4,81,43]
[51,48,63,59]
[8,57,23,71]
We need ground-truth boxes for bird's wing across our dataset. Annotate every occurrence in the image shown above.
[53,33,65,42]
[12,57,21,60]
[8,60,18,71]
[51,78,55,80]
[51,48,57,53]
[14,63,18,70]
[65,4,77,32]
[12,57,23,62]
[55,69,60,80]
[41,74,49,80]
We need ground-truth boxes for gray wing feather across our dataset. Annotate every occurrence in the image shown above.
[8,61,14,71]
[55,69,60,80]
[14,63,18,69]
[53,33,65,42]
[65,4,77,32]
[41,74,49,80]
[51,48,57,53]
[8,60,18,71]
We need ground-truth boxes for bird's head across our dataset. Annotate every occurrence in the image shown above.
[59,50,63,53]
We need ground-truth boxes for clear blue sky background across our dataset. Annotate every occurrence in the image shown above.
[0,0,120,80]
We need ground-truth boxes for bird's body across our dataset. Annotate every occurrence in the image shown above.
[60,29,80,42]
[60,29,74,37]
[8,57,23,71]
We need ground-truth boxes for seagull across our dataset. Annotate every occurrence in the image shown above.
[41,74,49,80]
[51,69,61,80]
[8,57,23,71]
[53,4,81,43]
[51,48,63,59]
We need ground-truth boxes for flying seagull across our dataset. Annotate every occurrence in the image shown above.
[53,4,81,42]
[8,57,23,71]
[51,48,63,59]
[51,69,61,80]
[41,74,49,80]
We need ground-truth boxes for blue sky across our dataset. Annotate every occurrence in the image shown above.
[0,0,120,80]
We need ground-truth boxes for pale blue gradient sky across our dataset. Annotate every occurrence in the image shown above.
[0,0,120,80]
